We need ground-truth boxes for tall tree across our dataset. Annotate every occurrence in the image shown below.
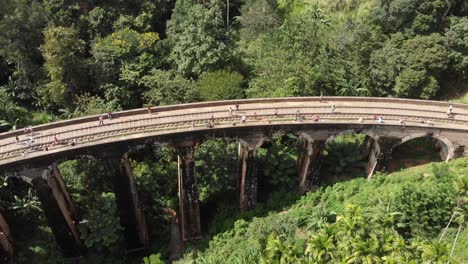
[40,26,86,109]
[238,0,281,41]
[0,0,47,102]
[246,5,330,97]
[372,0,461,34]
[91,28,159,108]
[445,17,468,84]
[167,0,237,78]
[370,33,449,99]
[198,70,244,101]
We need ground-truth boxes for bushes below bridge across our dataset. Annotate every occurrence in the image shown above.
[175,158,468,263]
[0,140,465,263]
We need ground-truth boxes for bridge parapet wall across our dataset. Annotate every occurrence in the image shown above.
[1,96,466,142]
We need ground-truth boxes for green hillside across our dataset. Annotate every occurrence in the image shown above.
[176,158,468,263]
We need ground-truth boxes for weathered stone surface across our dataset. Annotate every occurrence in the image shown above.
[297,134,326,193]
[367,137,402,178]
[238,135,266,211]
[175,144,202,241]
[48,166,81,245]
[105,155,148,250]
[32,177,82,257]
[0,212,13,257]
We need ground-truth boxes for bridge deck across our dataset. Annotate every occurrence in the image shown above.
[0,97,467,165]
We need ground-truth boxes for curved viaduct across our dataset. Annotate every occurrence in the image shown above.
[0,97,467,257]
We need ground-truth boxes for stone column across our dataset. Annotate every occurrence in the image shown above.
[175,145,202,241]
[366,137,401,178]
[106,155,148,250]
[456,145,466,158]
[434,138,461,162]
[297,136,326,193]
[165,209,182,261]
[33,174,83,257]
[238,136,265,211]
[0,212,13,257]
[48,166,80,243]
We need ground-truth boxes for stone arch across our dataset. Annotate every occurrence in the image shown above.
[324,129,377,145]
[255,130,302,194]
[322,129,381,178]
[12,175,34,186]
[398,133,455,161]
[43,154,97,179]
[0,167,83,258]
[238,136,269,151]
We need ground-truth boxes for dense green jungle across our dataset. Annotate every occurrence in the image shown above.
[0,0,467,263]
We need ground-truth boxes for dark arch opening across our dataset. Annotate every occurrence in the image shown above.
[0,176,71,259]
[388,136,447,172]
[55,156,124,256]
[320,132,375,185]
[257,132,301,201]
[194,138,239,234]
[126,144,178,258]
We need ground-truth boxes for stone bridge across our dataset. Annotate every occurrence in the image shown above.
[0,97,467,257]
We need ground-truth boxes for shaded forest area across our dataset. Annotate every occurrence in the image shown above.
[0,0,467,131]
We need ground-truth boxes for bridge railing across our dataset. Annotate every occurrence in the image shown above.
[1,104,467,160]
[1,97,466,141]
[2,100,467,153]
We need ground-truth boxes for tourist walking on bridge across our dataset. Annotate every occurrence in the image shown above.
[24,126,33,136]
[295,109,301,121]
[331,104,336,113]
[99,115,104,125]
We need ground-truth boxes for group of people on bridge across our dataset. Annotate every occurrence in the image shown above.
[7,101,458,158]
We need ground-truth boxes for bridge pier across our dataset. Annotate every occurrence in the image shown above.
[435,138,464,161]
[32,167,83,257]
[106,155,148,250]
[366,137,401,178]
[459,146,467,158]
[239,136,266,211]
[297,136,325,193]
[0,212,13,257]
[176,144,202,241]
